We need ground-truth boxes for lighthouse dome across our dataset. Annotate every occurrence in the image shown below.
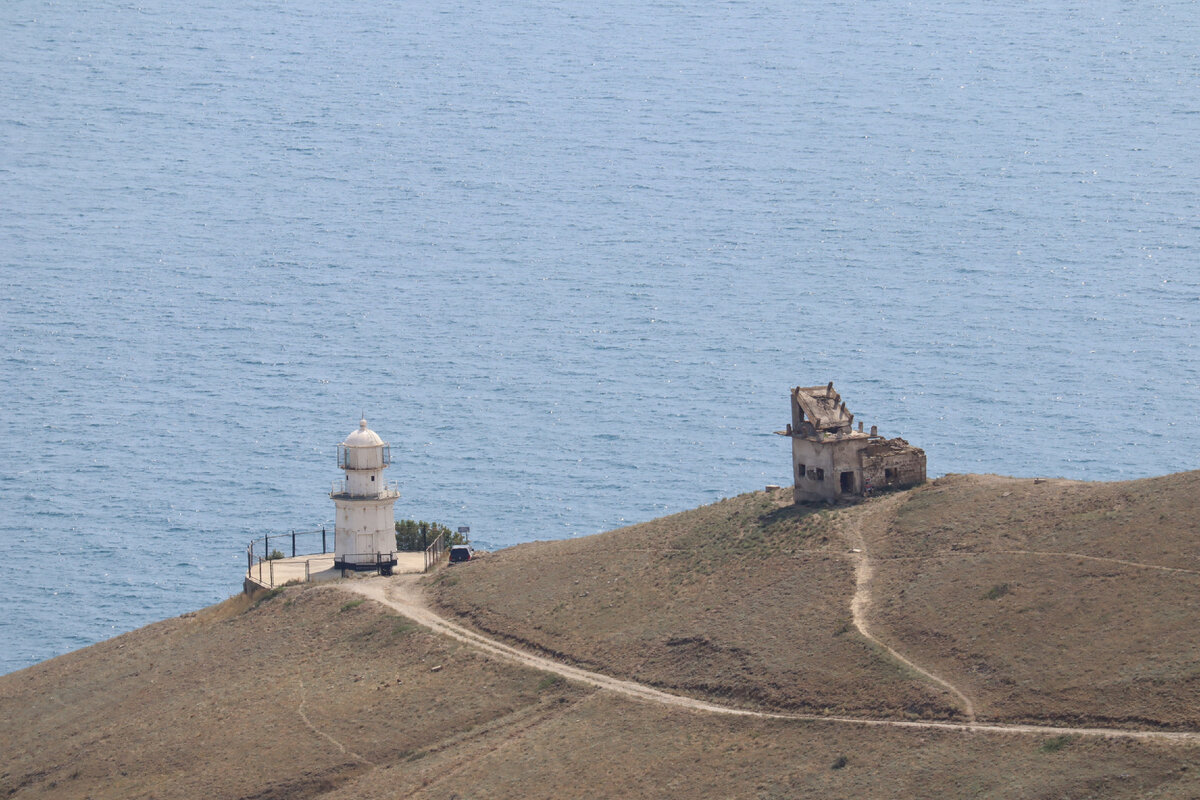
[343,418,383,447]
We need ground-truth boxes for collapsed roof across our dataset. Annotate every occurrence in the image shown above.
[792,382,854,433]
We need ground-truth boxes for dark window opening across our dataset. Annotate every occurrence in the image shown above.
[371,475,375,481]
[814,468,825,481]
[885,468,895,483]
[840,471,855,493]
[798,463,806,478]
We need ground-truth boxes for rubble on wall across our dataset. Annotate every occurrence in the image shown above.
[863,437,926,490]
[866,437,919,455]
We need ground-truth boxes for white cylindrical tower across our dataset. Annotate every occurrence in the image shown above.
[331,419,399,571]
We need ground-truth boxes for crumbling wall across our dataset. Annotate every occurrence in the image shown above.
[781,384,927,502]
[862,438,926,491]
[792,436,870,503]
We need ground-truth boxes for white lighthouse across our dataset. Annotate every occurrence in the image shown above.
[331,419,399,573]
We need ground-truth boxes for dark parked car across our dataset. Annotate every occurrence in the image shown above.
[448,544,475,563]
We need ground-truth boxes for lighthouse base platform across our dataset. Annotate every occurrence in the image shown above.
[245,551,426,593]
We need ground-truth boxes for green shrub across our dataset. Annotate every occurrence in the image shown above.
[395,520,468,551]
[1039,735,1073,753]
[267,549,285,560]
[984,583,1012,600]
[340,599,365,612]
[536,674,564,692]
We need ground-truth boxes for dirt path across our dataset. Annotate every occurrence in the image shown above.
[340,577,1200,744]
[296,677,375,767]
[872,549,1200,576]
[837,495,978,722]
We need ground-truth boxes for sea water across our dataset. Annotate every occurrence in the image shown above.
[1,0,1197,674]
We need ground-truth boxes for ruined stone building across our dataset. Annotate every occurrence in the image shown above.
[776,383,926,504]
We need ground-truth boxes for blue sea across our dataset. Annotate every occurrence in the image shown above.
[2,0,1198,675]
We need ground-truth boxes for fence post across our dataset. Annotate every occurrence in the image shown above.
[269,558,274,587]
[291,531,296,558]
[322,527,327,553]
[305,560,310,582]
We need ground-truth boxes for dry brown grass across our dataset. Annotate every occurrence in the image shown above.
[431,474,1200,732]
[5,583,1196,800]
[0,587,586,800]
[3,472,1199,799]
[429,487,961,719]
[867,471,1200,729]
[322,692,1199,800]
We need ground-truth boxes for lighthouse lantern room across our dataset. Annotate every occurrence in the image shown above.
[331,419,399,572]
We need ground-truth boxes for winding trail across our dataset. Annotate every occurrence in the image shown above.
[837,495,977,721]
[874,549,1200,577]
[340,575,1200,745]
[297,677,375,766]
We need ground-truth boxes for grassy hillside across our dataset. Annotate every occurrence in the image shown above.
[430,487,961,719]
[2,472,1199,799]
[433,473,1200,731]
[868,472,1200,728]
[0,588,582,800]
[3,585,1195,800]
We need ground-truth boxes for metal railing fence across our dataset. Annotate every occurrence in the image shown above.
[246,528,333,590]
[424,532,447,572]
[328,479,401,497]
[337,551,399,576]
[248,528,332,564]
[245,526,450,591]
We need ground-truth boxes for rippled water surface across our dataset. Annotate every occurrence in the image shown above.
[2,0,1198,673]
